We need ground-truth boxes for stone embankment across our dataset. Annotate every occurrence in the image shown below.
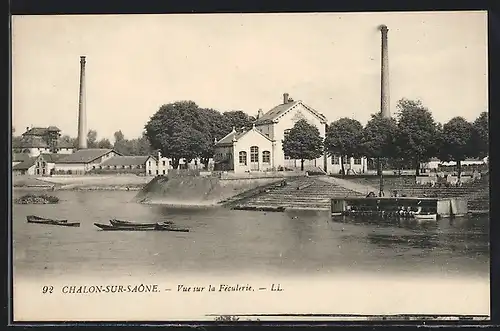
[13,175,150,191]
[135,175,285,206]
[226,176,368,211]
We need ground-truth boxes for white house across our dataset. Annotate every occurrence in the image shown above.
[54,149,122,175]
[251,93,367,174]
[34,153,67,176]
[144,151,215,175]
[214,125,274,173]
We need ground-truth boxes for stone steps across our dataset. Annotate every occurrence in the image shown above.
[233,177,361,210]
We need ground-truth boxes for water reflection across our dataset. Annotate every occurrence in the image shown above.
[331,214,490,260]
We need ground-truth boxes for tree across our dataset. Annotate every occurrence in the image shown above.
[470,111,488,158]
[113,130,131,155]
[114,130,125,143]
[87,129,98,148]
[282,119,324,171]
[362,113,401,175]
[396,98,440,175]
[438,117,473,182]
[60,134,78,149]
[324,118,364,175]
[197,108,227,169]
[11,128,23,149]
[144,101,212,169]
[97,138,113,149]
[130,134,153,156]
[222,111,256,132]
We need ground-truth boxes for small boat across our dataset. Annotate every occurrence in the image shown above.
[27,215,80,227]
[94,222,189,232]
[94,223,149,231]
[53,222,81,227]
[155,222,190,232]
[110,219,173,228]
[27,215,68,223]
[413,214,437,221]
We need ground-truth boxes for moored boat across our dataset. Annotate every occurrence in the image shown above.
[27,215,79,227]
[27,215,68,223]
[94,222,151,231]
[413,214,438,221]
[54,222,81,227]
[155,222,190,232]
[110,219,173,227]
[95,221,189,232]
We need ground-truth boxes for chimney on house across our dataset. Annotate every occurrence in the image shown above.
[157,150,162,160]
[379,25,390,118]
[77,56,88,149]
[283,93,289,104]
[257,108,264,119]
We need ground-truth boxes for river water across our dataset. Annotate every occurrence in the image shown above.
[12,190,489,280]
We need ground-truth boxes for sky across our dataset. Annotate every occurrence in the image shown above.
[12,11,488,141]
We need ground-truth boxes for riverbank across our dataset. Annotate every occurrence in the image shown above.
[12,175,151,191]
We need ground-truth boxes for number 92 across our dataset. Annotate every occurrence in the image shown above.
[42,286,54,294]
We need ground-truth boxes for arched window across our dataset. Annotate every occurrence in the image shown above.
[262,151,271,164]
[239,151,247,165]
[250,146,259,163]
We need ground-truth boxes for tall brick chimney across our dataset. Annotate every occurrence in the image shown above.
[379,25,390,118]
[283,93,289,104]
[77,56,87,149]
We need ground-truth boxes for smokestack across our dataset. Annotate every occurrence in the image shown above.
[77,56,87,149]
[283,93,289,104]
[379,25,390,118]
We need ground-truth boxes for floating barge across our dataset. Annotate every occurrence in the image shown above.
[330,197,468,219]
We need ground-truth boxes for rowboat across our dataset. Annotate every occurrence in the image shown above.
[27,215,80,227]
[94,223,152,231]
[110,219,173,227]
[413,214,438,221]
[27,215,68,223]
[155,222,190,232]
[95,222,189,232]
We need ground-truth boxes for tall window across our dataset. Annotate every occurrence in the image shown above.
[331,155,340,164]
[262,151,271,163]
[239,151,247,165]
[354,158,362,165]
[343,156,349,164]
[250,146,259,163]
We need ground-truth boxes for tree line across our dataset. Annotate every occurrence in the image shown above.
[282,98,488,179]
[12,128,154,156]
[12,98,488,181]
[144,101,255,169]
